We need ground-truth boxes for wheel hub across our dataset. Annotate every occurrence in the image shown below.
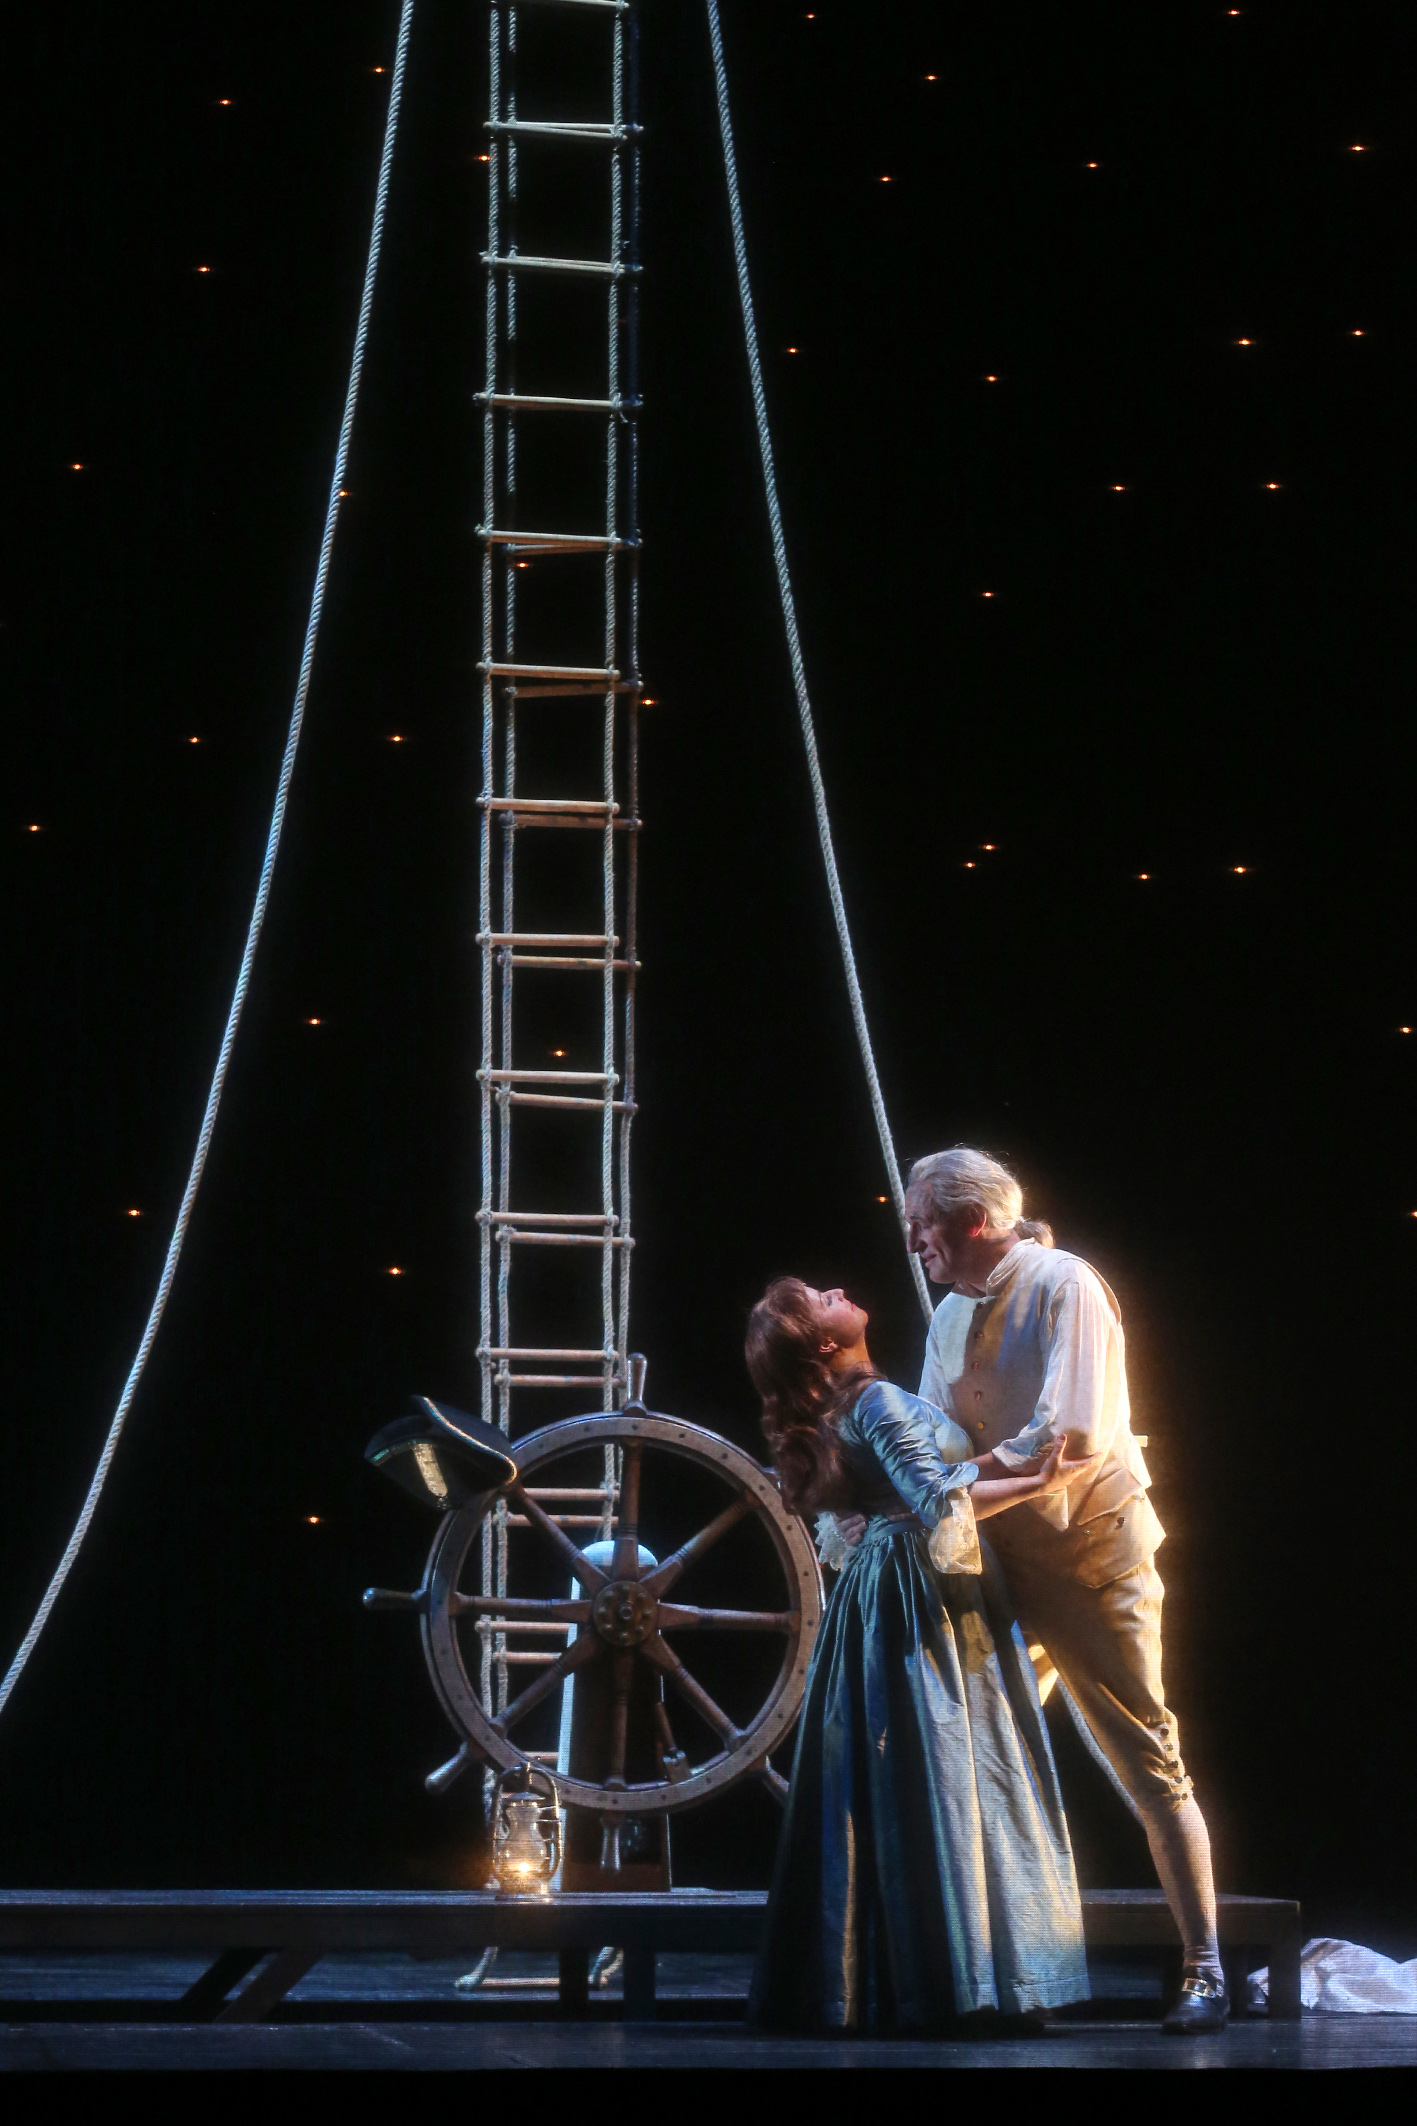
[591,1578,657,1648]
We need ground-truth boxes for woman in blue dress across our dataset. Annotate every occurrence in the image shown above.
[746,1277,1095,2034]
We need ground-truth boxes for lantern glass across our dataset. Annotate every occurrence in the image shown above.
[490,1772,561,1896]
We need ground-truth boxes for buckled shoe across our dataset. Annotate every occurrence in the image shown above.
[1162,1973,1230,2034]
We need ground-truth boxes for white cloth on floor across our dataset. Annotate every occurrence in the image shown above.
[1248,1939,1417,2014]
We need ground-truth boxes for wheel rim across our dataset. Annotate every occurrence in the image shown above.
[420,1411,822,1814]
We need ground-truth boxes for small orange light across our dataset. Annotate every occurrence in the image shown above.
[1264,482,1281,490]
[196,265,211,274]
[980,591,994,598]
[27,824,41,833]
[69,462,83,471]
[188,736,200,744]
[1236,338,1252,346]
[387,1266,404,1277]
[1351,329,1364,337]
[964,861,976,869]
[925,75,937,82]
[217,99,232,106]
[1111,484,1127,491]
[389,734,404,743]
[878,1195,889,1202]
[1138,872,1150,880]
[1232,866,1248,874]
[1350,144,1366,152]
[306,1515,321,1525]
[785,346,799,354]
[371,66,386,75]
[1399,1026,1412,1035]
[984,374,999,382]
[477,154,490,163]
[880,175,893,184]
[982,843,996,850]
[640,697,657,706]
[1086,162,1099,169]
[307,1017,322,1026]
[552,1049,566,1058]
[127,1209,142,1218]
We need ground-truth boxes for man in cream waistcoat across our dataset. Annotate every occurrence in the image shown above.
[906,1146,1226,2033]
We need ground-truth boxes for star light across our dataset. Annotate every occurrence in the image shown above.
[307,1017,322,1026]
[188,736,200,745]
[1351,329,1365,337]
[1350,144,1366,153]
[27,824,41,833]
[785,346,799,354]
[1235,338,1252,347]
[371,66,386,75]
[1138,873,1151,880]
[387,1266,404,1277]
[880,175,893,184]
[1399,1026,1412,1035]
[127,1209,142,1218]
[1111,484,1127,492]
[1263,482,1281,491]
[196,265,212,275]
[1086,162,1099,170]
[69,463,83,472]
[984,374,999,383]
[982,843,997,850]
[389,734,404,744]
[552,1048,566,1058]
[306,1516,322,1524]
[217,99,232,107]
[925,75,937,82]
[476,154,489,163]
[964,862,976,869]
[878,1195,889,1203]
[980,591,995,598]
[1232,866,1249,874]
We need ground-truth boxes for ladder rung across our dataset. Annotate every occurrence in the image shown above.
[479,797,616,816]
[478,932,617,948]
[509,956,637,971]
[477,1211,615,1227]
[524,1487,614,1500]
[480,529,628,553]
[494,1230,635,1246]
[492,0,628,12]
[482,251,640,280]
[504,682,643,701]
[504,1517,607,1530]
[497,1650,562,1665]
[486,120,641,142]
[479,1068,617,1084]
[482,1347,612,1362]
[489,812,641,833]
[480,661,619,681]
[476,393,637,415]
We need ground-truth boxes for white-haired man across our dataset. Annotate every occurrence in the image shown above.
[904,1146,1226,2033]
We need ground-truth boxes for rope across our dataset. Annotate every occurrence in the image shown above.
[0,0,417,1723]
[705,2,932,1324]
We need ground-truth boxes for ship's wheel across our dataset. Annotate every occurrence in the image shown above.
[366,1402,823,1817]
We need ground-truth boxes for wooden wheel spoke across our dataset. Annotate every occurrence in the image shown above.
[492,1627,601,1736]
[606,1651,635,1788]
[506,1483,608,1593]
[644,1495,753,1597]
[453,1594,591,1623]
[640,1632,741,1745]
[656,1603,794,1633]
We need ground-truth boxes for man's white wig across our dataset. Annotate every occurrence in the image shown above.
[906,1146,1052,1245]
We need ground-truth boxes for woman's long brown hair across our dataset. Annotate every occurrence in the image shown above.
[745,1278,877,1515]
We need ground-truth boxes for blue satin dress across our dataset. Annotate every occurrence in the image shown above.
[749,1380,1089,2033]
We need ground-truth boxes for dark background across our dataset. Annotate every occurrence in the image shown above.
[2,0,1413,1941]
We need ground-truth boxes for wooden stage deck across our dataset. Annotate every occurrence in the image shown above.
[0,1886,1301,2030]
